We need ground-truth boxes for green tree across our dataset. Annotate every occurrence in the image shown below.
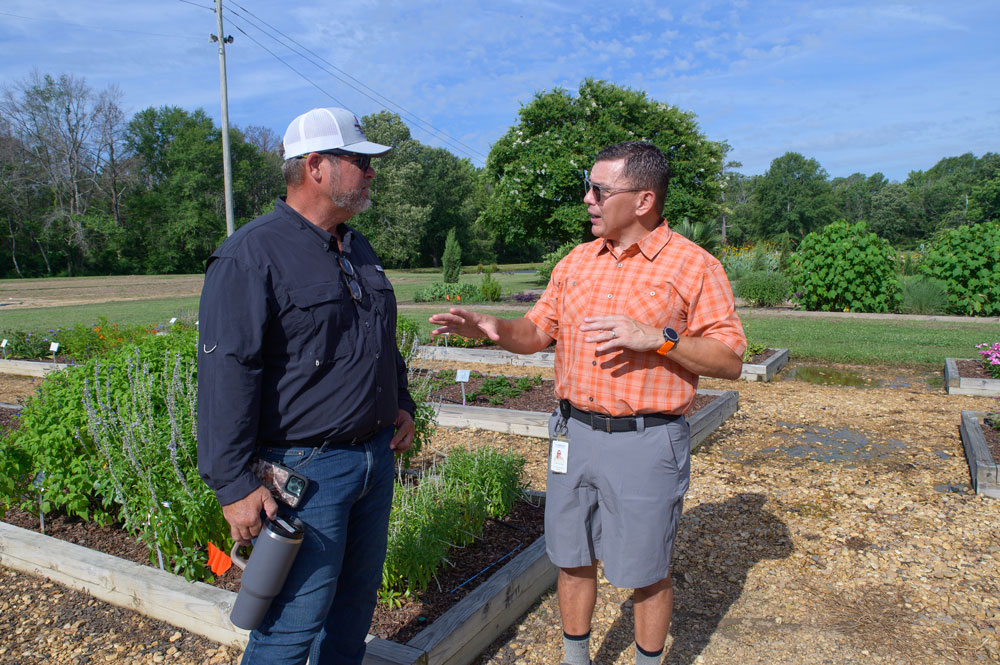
[441,228,461,283]
[868,183,918,246]
[480,79,725,252]
[831,172,887,223]
[750,152,837,241]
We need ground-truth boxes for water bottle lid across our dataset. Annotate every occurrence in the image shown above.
[268,517,305,539]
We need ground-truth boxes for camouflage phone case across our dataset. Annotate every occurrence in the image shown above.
[250,458,309,507]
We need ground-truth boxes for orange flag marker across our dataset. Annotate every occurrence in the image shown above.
[207,542,232,576]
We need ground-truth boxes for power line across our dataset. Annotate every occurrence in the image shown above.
[0,10,203,40]
[176,0,214,10]
[223,3,487,162]
[228,22,350,109]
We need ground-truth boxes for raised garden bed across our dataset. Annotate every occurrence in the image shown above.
[1,496,555,665]
[418,344,785,382]
[960,410,1000,497]
[0,358,70,377]
[944,358,1000,396]
[739,348,789,382]
[431,380,738,449]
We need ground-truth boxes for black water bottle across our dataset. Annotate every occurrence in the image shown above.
[229,516,305,630]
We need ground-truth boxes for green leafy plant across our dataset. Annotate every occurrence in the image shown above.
[380,447,526,601]
[789,220,901,313]
[412,282,480,303]
[479,271,502,302]
[536,241,576,286]
[442,228,462,284]
[468,375,542,405]
[899,275,949,315]
[0,329,53,359]
[673,217,722,255]
[919,221,1000,316]
[735,271,790,307]
[742,341,767,363]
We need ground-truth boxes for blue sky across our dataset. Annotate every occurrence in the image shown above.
[1,1,997,181]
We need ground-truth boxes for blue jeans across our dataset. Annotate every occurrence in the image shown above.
[241,426,395,665]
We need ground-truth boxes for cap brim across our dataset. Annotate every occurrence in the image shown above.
[340,140,392,156]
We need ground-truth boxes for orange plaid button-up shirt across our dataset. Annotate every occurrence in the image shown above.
[526,223,745,416]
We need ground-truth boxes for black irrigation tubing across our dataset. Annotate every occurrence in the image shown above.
[487,516,527,532]
[449,542,523,594]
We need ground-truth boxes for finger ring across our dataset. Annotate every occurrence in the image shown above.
[610,329,617,338]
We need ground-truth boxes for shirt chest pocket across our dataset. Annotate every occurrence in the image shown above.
[359,266,396,324]
[559,279,594,325]
[284,281,353,359]
[626,281,686,332]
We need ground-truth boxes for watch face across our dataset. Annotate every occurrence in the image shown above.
[663,327,679,343]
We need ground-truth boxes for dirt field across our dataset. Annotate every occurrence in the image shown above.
[1,362,997,665]
[0,275,204,309]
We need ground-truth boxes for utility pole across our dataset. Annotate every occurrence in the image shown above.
[211,0,235,236]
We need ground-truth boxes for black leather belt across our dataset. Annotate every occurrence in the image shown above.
[262,429,378,448]
[559,399,681,433]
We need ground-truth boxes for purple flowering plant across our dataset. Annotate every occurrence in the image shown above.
[977,342,1000,380]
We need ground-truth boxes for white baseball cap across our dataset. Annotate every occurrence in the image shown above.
[282,107,391,160]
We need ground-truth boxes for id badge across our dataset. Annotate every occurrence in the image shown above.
[550,439,569,474]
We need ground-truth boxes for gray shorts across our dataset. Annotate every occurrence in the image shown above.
[545,411,691,589]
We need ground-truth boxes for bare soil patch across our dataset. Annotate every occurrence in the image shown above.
[748,348,777,364]
[0,374,40,405]
[956,358,995,380]
[0,274,203,309]
[983,417,1000,464]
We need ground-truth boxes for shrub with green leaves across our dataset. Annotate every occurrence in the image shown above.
[735,271,790,307]
[536,241,576,286]
[919,221,1000,316]
[789,220,900,313]
[480,271,502,302]
[412,282,480,303]
[442,228,462,284]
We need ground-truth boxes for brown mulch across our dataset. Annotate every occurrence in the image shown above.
[956,358,995,380]
[0,406,20,434]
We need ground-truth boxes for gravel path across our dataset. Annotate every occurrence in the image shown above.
[2,362,998,664]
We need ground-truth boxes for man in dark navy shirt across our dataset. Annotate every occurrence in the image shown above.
[197,107,415,665]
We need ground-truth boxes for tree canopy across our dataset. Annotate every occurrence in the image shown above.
[480,79,725,251]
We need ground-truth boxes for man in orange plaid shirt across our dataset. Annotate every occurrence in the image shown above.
[430,142,745,665]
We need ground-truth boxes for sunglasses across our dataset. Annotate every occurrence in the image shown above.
[583,170,643,204]
[322,150,372,172]
[337,256,364,303]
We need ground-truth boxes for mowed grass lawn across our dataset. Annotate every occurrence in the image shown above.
[1,272,996,369]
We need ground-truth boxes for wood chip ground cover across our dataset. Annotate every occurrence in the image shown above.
[2,360,999,664]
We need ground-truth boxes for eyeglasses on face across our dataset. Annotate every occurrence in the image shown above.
[583,170,643,204]
[322,150,372,172]
[337,255,364,303]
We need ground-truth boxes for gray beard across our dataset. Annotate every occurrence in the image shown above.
[331,190,371,215]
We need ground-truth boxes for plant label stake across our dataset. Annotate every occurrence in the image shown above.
[443,332,450,349]
[169,317,177,324]
[49,341,59,362]
[455,369,470,405]
[0,338,7,359]
[32,471,45,535]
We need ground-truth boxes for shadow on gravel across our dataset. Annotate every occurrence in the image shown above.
[593,493,792,665]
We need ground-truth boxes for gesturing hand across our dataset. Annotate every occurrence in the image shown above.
[428,307,501,342]
[580,315,662,354]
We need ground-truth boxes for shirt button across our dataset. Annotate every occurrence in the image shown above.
[650,291,655,296]
[617,263,622,268]
[376,352,381,359]
[592,360,597,366]
[315,359,321,366]
[589,397,594,402]
[607,294,613,299]
[377,386,382,393]
[377,419,382,425]
[366,321,370,328]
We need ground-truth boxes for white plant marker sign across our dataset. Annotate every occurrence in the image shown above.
[169,317,178,325]
[1,338,7,359]
[49,341,59,361]
[455,369,471,405]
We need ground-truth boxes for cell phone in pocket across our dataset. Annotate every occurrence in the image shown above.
[250,458,310,507]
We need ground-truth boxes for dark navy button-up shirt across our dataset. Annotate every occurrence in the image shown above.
[197,197,415,505]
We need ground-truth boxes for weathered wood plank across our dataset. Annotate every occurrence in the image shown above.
[416,346,555,368]
[740,348,790,382]
[945,358,1000,397]
[0,359,69,377]
[0,522,426,663]
[406,535,556,665]
[960,411,1000,498]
